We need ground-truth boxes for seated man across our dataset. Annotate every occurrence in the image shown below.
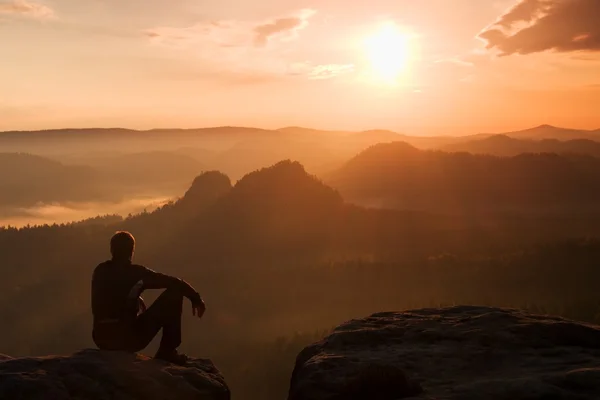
[91,231,205,365]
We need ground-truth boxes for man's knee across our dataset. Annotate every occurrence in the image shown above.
[162,286,185,304]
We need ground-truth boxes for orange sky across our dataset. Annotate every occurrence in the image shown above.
[1,0,599,135]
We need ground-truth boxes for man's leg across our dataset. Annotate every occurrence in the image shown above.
[133,286,185,362]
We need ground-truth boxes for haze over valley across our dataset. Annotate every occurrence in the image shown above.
[2,123,600,227]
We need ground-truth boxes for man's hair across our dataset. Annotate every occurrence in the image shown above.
[110,231,135,260]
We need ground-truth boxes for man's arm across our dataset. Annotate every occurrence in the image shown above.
[134,265,200,302]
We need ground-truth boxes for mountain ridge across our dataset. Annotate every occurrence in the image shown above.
[443,134,600,157]
[326,141,600,214]
[3,124,598,138]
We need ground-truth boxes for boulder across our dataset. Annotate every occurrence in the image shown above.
[0,349,230,400]
[288,305,600,400]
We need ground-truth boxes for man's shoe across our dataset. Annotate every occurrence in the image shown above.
[154,350,190,366]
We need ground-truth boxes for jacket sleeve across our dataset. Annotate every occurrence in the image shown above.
[135,265,200,302]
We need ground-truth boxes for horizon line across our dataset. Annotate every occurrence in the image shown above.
[1,123,598,137]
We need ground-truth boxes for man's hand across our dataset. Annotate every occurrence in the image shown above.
[138,296,147,313]
[191,293,206,319]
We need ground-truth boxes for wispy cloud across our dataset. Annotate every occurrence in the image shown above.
[479,0,600,56]
[254,9,315,47]
[143,9,352,83]
[0,0,54,19]
[434,57,475,67]
[145,9,316,50]
[307,64,355,80]
[285,61,355,80]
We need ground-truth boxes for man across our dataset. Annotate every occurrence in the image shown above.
[91,231,206,365]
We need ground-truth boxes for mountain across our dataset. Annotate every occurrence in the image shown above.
[0,126,277,141]
[0,126,409,180]
[326,141,600,215]
[277,126,351,136]
[0,153,101,209]
[486,124,600,141]
[176,161,345,261]
[2,124,598,154]
[119,170,232,235]
[0,150,208,215]
[173,147,217,163]
[0,127,281,156]
[278,127,468,149]
[442,135,600,157]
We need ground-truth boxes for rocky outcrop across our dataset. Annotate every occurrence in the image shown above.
[0,349,230,400]
[180,171,232,210]
[289,306,600,400]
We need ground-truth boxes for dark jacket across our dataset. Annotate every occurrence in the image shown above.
[91,259,199,324]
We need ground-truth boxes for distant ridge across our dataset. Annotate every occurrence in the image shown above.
[326,141,600,214]
[2,124,598,140]
[0,126,277,138]
[483,124,600,141]
[442,134,600,157]
[277,126,351,136]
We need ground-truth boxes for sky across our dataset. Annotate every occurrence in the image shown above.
[1,0,599,135]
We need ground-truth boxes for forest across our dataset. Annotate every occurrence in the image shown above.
[2,154,600,399]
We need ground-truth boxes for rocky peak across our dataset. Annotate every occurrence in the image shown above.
[179,171,232,209]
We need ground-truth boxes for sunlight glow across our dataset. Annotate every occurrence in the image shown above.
[364,22,413,85]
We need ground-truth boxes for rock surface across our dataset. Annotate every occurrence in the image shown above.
[288,306,600,400]
[0,349,230,400]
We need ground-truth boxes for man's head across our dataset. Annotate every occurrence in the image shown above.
[110,231,135,261]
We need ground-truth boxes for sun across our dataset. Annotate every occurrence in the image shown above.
[364,22,412,84]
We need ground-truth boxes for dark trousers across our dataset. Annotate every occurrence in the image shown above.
[94,287,183,354]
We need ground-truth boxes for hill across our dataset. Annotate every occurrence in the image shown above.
[484,124,600,141]
[0,127,280,156]
[0,153,101,209]
[326,141,600,215]
[443,135,600,157]
[3,124,599,185]
[0,126,405,180]
[0,151,206,217]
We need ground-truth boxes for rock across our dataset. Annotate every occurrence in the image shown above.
[180,171,232,211]
[288,306,600,400]
[0,349,230,400]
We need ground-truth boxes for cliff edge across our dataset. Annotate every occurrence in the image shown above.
[289,305,600,400]
[0,349,230,400]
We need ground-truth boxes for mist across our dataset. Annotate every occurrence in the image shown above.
[0,196,171,228]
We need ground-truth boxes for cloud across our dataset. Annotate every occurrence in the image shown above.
[145,9,316,50]
[144,10,344,83]
[254,9,315,47]
[479,0,600,55]
[0,0,53,19]
[285,62,355,80]
[434,57,475,67]
[307,64,355,80]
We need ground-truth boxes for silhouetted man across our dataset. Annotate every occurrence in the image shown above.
[91,231,205,365]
